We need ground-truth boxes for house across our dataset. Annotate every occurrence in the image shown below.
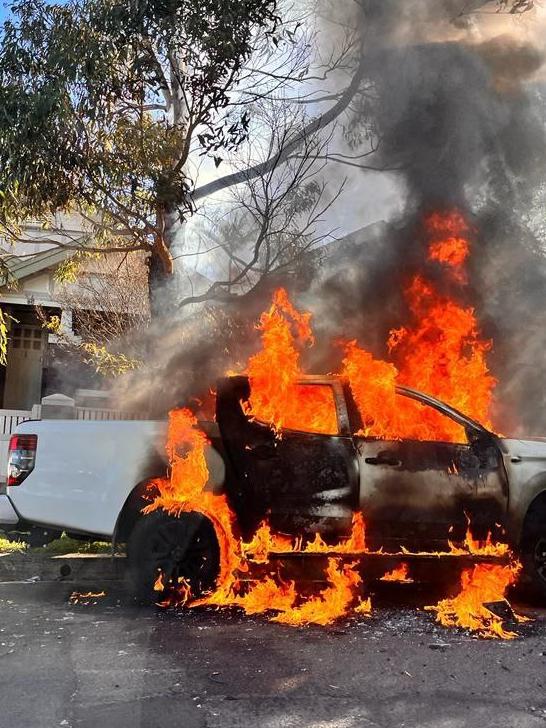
[0,215,86,410]
[0,213,152,410]
[0,214,215,411]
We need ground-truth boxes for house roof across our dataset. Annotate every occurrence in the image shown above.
[0,244,75,287]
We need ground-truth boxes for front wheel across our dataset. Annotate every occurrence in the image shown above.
[521,517,546,602]
[127,510,220,604]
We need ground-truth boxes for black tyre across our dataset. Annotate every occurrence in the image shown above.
[127,510,220,604]
[521,513,546,602]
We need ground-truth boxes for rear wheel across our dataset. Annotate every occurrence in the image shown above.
[127,510,220,604]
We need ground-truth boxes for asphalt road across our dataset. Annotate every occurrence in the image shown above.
[0,580,544,728]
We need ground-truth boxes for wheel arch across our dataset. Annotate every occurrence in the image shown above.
[113,477,162,545]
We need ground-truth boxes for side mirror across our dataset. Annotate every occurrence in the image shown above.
[466,430,498,468]
[466,428,489,446]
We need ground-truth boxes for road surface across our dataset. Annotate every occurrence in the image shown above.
[0,580,544,728]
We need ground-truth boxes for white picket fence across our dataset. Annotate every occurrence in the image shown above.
[0,408,39,436]
[0,405,147,482]
[75,407,145,421]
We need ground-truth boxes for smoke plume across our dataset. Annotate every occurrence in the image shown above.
[308,0,546,434]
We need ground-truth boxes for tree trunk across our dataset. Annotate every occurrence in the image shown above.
[148,205,176,319]
[147,44,188,320]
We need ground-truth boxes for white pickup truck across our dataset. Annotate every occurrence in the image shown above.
[1,375,546,600]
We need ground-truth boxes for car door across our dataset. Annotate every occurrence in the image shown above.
[355,391,508,551]
[216,376,359,539]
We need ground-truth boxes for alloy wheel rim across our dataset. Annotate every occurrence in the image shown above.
[150,517,217,594]
[534,536,546,582]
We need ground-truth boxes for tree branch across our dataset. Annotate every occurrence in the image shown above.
[192,53,367,202]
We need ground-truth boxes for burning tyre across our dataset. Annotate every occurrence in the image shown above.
[127,510,220,603]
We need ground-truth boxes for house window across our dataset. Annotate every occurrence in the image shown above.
[10,325,43,351]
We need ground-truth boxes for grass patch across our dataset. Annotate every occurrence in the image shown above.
[37,534,112,555]
[0,530,112,555]
[0,536,27,554]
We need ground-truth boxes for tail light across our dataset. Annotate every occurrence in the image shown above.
[7,434,37,486]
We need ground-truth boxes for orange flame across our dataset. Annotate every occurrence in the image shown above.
[234,576,297,615]
[272,558,362,626]
[143,408,242,601]
[342,209,495,442]
[145,209,528,637]
[425,563,527,639]
[448,520,510,558]
[244,288,337,435]
[148,406,522,636]
[242,520,294,562]
[242,512,367,559]
[380,563,413,583]
[355,596,373,615]
[69,591,106,604]
[146,408,370,624]
[426,210,470,282]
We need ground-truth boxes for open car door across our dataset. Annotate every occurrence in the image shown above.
[216,376,359,539]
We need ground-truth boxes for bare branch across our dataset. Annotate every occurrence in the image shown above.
[192,53,367,202]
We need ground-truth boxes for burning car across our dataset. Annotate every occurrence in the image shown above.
[125,373,546,607]
[1,212,545,635]
[1,315,546,636]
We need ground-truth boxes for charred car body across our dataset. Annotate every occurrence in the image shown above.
[214,376,545,593]
[1,375,546,599]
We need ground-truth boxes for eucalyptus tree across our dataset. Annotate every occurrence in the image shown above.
[0,0,287,313]
[0,0,535,323]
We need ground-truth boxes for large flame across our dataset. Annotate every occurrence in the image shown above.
[143,408,242,598]
[272,558,362,627]
[342,210,496,443]
[147,407,373,621]
[233,576,297,615]
[148,406,520,637]
[145,209,527,638]
[244,287,337,435]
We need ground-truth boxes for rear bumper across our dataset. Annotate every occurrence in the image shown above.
[0,494,19,526]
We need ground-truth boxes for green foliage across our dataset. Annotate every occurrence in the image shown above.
[0,0,280,242]
[42,313,141,375]
[54,250,101,284]
[80,342,141,376]
[37,533,111,555]
[43,314,62,334]
[0,532,112,554]
[54,258,82,284]
[0,535,26,553]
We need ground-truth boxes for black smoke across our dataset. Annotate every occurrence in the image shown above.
[309,1,546,434]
